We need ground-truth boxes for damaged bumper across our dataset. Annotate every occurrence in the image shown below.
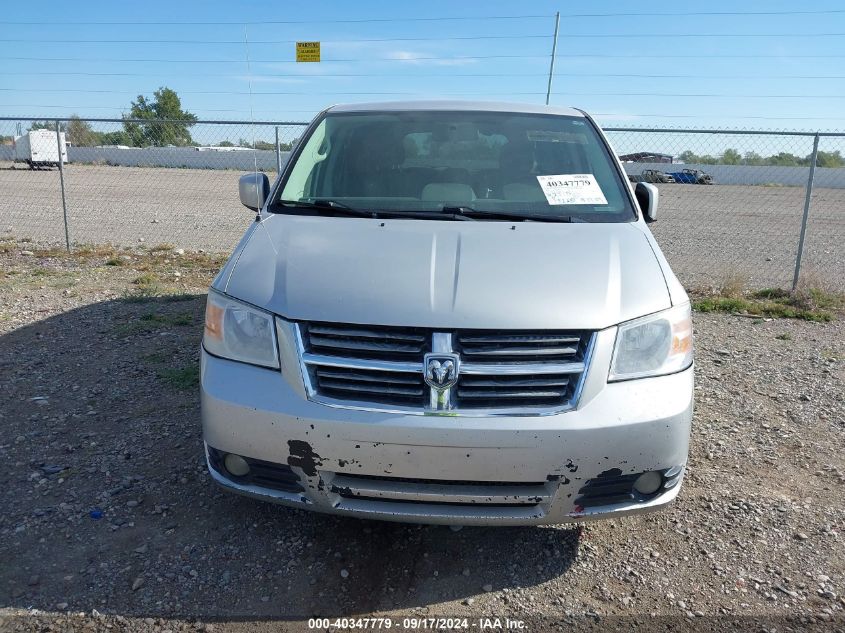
[200,346,692,526]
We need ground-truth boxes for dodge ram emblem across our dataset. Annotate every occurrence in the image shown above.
[423,353,459,390]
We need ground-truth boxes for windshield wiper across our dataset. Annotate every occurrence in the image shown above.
[440,206,573,223]
[273,198,379,218]
[273,200,479,222]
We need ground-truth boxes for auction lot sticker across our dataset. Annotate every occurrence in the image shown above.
[536,174,608,205]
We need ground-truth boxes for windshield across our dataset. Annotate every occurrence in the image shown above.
[277,110,635,222]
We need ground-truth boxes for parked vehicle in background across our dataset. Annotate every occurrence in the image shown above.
[201,101,694,526]
[668,168,713,184]
[14,129,67,169]
[629,169,676,184]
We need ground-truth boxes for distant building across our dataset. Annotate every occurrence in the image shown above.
[618,152,673,163]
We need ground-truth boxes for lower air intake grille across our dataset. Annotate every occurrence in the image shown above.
[575,466,684,508]
[207,446,304,494]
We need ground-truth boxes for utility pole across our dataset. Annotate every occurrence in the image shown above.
[545,12,560,105]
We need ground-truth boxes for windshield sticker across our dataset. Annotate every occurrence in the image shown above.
[526,130,587,144]
[536,174,608,206]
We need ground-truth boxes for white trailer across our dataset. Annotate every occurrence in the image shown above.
[14,129,68,169]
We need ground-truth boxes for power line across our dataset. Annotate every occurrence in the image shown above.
[0,54,551,64]
[0,15,552,26]
[5,53,845,65]
[1,34,554,45]
[1,32,843,44]
[1,8,843,25]
[2,88,844,99]
[3,70,845,80]
[2,104,844,123]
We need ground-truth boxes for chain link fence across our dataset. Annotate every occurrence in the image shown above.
[0,118,306,253]
[603,127,845,292]
[1,117,843,292]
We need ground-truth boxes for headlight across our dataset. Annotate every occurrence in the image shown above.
[609,303,692,381]
[203,289,279,369]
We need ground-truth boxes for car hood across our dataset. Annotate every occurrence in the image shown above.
[221,215,671,330]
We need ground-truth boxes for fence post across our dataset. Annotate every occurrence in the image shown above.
[791,132,820,292]
[55,121,71,252]
[275,126,282,172]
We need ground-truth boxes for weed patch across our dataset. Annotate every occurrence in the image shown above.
[692,288,839,322]
[157,366,199,389]
[114,311,194,336]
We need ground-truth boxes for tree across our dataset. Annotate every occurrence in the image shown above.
[29,120,66,132]
[743,151,765,166]
[720,148,741,165]
[218,140,235,147]
[678,150,717,165]
[99,130,133,146]
[123,87,197,147]
[813,150,844,168]
[66,116,101,147]
[236,137,288,151]
[768,152,803,167]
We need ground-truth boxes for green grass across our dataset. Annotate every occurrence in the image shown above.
[141,351,169,365]
[692,287,842,322]
[121,288,161,303]
[160,292,197,303]
[113,311,194,336]
[157,366,199,389]
[132,272,160,287]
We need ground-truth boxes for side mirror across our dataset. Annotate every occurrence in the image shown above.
[239,172,270,211]
[635,181,658,223]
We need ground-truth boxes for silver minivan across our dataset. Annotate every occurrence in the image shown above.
[201,101,693,525]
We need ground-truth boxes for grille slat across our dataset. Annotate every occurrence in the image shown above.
[459,334,581,344]
[313,363,426,405]
[300,322,592,413]
[305,322,430,361]
[331,473,551,506]
[459,345,578,357]
[309,325,426,342]
[315,369,422,385]
[310,335,423,355]
[455,330,588,365]
[460,376,570,387]
[319,379,425,397]
[458,389,566,399]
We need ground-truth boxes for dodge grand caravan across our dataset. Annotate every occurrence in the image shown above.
[201,101,693,525]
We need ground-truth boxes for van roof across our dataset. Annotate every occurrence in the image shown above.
[326,100,585,117]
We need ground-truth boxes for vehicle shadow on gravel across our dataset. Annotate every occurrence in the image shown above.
[1,296,582,620]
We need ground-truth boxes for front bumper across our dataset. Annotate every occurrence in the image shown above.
[200,332,693,526]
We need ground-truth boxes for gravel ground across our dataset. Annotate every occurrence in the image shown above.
[0,244,844,633]
[1,163,843,291]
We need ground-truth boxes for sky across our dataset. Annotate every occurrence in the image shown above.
[1,0,844,133]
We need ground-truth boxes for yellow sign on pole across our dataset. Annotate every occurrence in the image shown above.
[296,41,321,63]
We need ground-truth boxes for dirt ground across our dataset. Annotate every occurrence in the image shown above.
[1,162,843,291]
[0,242,844,632]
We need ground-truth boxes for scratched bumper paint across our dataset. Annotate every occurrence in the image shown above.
[200,344,693,526]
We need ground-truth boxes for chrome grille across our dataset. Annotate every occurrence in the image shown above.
[305,322,428,361]
[313,366,426,406]
[456,332,583,363]
[296,321,594,415]
[456,373,571,407]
